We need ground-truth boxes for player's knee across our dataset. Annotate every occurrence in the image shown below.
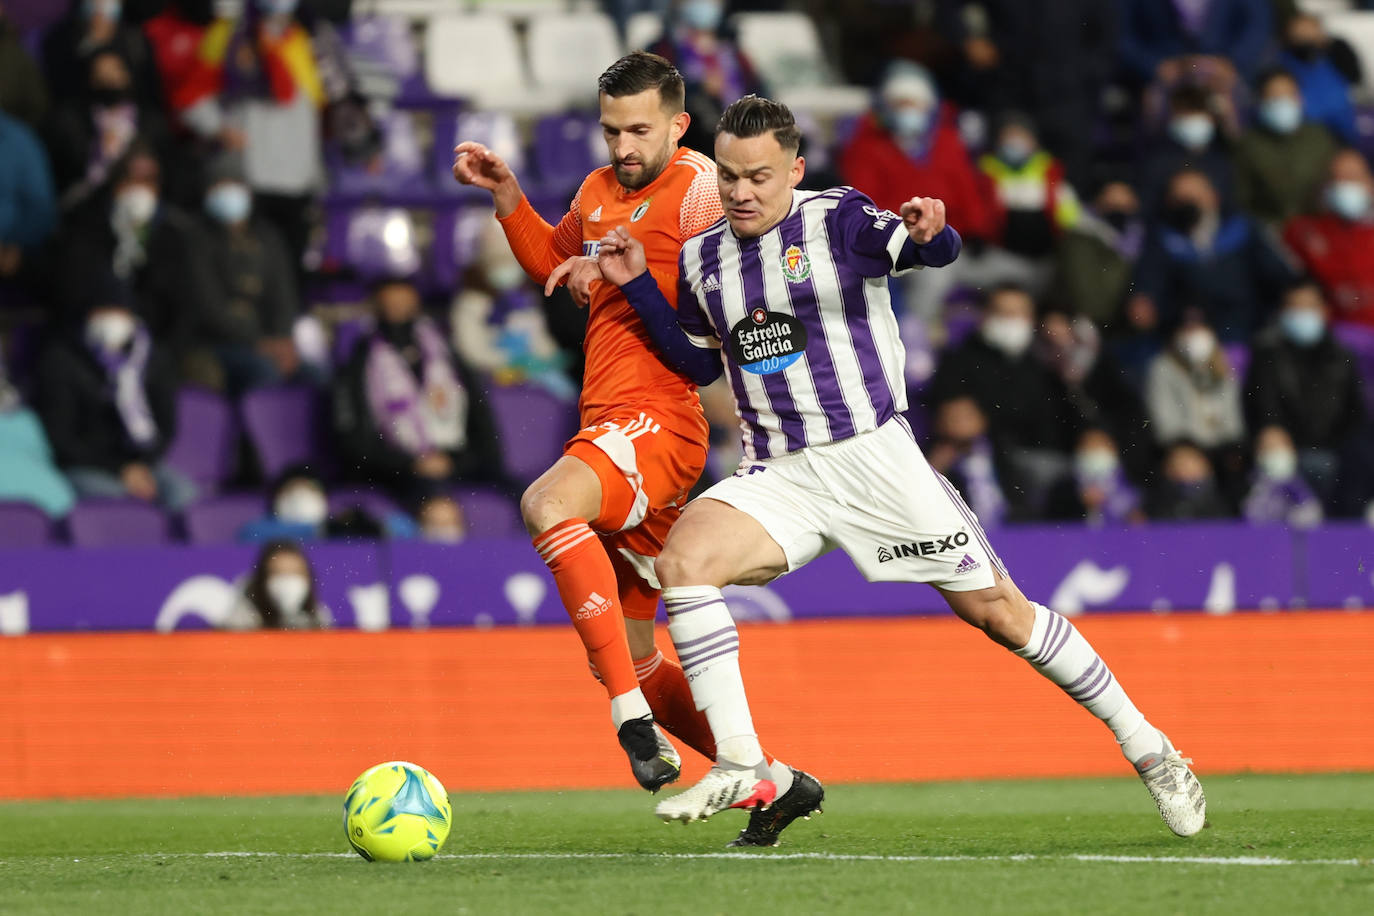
[654,548,705,589]
[952,592,1027,650]
[519,483,570,536]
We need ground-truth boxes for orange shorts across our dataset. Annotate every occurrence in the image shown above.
[565,411,707,620]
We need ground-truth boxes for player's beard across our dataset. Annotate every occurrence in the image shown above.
[613,140,672,191]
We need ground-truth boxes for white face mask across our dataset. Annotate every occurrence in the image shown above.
[1257,449,1297,481]
[86,312,137,352]
[113,185,157,228]
[981,315,1034,357]
[487,262,525,292]
[1075,449,1119,479]
[1178,329,1215,366]
[265,573,310,614]
[274,486,328,526]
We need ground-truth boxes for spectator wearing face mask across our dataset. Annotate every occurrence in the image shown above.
[37,286,197,511]
[1130,167,1294,344]
[334,276,509,507]
[1138,84,1235,220]
[977,112,1081,264]
[450,219,578,401]
[1244,280,1367,512]
[183,153,308,393]
[42,0,162,107]
[238,464,417,543]
[1144,312,1246,501]
[1233,69,1339,227]
[53,144,198,359]
[839,61,997,320]
[1047,428,1146,526]
[0,352,76,518]
[1283,149,1374,329]
[416,493,466,544]
[223,539,331,630]
[1278,11,1361,144]
[1242,425,1322,528]
[925,395,1009,528]
[42,46,170,217]
[1146,440,1233,521]
[1053,180,1145,328]
[648,0,764,157]
[925,284,1079,514]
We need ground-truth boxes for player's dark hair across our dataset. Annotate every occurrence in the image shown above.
[716,95,802,152]
[597,51,685,112]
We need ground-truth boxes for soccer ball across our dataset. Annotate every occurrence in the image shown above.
[343,761,453,862]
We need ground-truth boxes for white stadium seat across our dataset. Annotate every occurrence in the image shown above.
[371,0,461,18]
[467,0,573,16]
[625,11,665,51]
[1322,12,1374,97]
[526,12,624,107]
[424,13,565,114]
[730,12,871,119]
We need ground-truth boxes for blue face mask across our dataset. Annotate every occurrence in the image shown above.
[998,138,1034,167]
[205,183,251,225]
[1327,180,1372,220]
[1259,97,1302,134]
[1169,114,1215,151]
[679,0,723,32]
[85,0,122,21]
[889,107,931,140]
[1280,308,1325,346]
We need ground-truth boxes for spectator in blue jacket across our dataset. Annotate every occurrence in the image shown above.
[0,353,75,518]
[1118,0,1274,86]
[1278,10,1362,143]
[0,111,57,282]
[1130,168,1295,344]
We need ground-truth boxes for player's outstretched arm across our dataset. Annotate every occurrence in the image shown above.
[452,142,523,217]
[598,227,723,387]
[899,196,961,267]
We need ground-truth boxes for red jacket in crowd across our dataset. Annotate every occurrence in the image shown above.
[838,109,998,244]
[1284,213,1374,328]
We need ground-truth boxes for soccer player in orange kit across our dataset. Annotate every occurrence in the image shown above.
[452,54,812,821]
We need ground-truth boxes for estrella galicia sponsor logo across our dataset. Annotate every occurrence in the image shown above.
[727,307,807,375]
[876,531,970,563]
[780,244,811,283]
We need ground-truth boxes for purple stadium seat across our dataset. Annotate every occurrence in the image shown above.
[339,14,437,109]
[347,207,426,281]
[484,383,580,486]
[454,485,523,538]
[183,494,267,545]
[433,109,524,200]
[430,206,495,292]
[163,387,238,495]
[67,499,170,548]
[532,110,604,197]
[240,386,332,481]
[326,108,431,202]
[329,487,404,521]
[0,501,54,547]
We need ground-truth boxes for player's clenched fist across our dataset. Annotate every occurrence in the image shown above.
[900,196,947,245]
[596,226,648,288]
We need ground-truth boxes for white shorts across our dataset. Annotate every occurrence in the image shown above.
[698,416,1007,591]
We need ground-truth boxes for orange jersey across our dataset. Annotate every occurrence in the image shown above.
[498,147,723,440]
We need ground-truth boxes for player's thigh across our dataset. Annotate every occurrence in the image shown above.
[565,416,706,537]
[936,573,1035,649]
[519,454,603,535]
[656,497,794,589]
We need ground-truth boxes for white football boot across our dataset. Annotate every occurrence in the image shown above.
[654,765,777,824]
[1134,732,1207,837]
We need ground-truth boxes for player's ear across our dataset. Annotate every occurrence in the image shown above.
[669,111,690,145]
[789,155,806,190]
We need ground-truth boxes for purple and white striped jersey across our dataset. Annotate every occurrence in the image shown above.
[676,186,956,460]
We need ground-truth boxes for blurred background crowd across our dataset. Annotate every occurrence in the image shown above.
[2,0,1374,586]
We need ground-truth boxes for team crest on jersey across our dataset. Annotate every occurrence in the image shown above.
[630,199,652,222]
[781,244,811,283]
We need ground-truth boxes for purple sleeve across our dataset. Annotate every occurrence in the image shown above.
[829,188,962,277]
[619,272,723,387]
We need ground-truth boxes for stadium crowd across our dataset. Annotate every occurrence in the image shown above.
[2,0,1374,568]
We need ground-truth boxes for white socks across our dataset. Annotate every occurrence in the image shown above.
[1015,602,1151,757]
[609,688,652,730]
[663,585,766,770]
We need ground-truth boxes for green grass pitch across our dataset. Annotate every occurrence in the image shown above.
[2,774,1372,915]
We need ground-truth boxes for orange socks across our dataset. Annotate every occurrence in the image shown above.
[534,519,639,700]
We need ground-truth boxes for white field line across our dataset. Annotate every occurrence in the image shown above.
[5,852,1365,867]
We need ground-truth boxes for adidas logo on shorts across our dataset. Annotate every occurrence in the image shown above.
[954,554,981,574]
[576,591,613,620]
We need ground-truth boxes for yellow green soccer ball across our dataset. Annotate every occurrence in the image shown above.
[343,761,452,862]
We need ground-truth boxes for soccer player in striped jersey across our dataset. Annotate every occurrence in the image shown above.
[596,95,1206,841]
[452,55,810,813]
